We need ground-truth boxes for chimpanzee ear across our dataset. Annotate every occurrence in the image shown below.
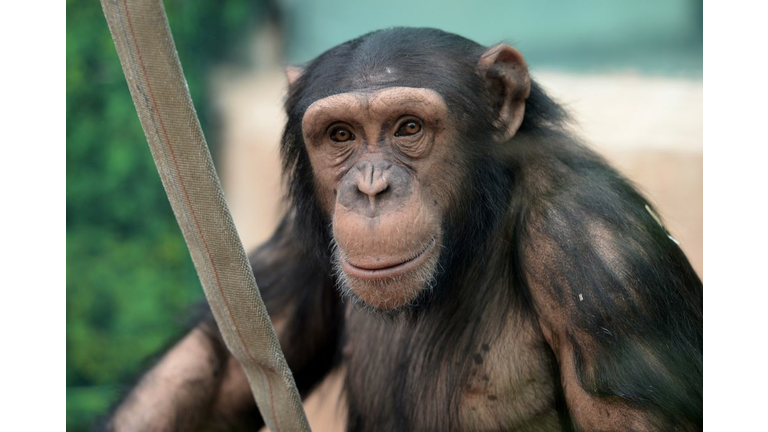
[285,65,304,87]
[478,44,531,142]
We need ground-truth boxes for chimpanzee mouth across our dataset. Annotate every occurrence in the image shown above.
[341,237,437,280]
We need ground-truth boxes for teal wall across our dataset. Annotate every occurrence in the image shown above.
[283,0,702,74]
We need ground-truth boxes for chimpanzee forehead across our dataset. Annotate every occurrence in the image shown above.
[296,28,487,111]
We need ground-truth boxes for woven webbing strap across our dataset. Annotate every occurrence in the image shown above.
[100,1,310,430]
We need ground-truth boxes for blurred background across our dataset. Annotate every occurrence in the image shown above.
[66,0,702,430]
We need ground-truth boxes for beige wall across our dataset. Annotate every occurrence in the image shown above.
[216,69,703,431]
[216,69,703,277]
[537,72,702,277]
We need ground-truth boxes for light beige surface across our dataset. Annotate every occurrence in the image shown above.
[217,70,703,432]
[535,71,702,277]
[218,69,703,276]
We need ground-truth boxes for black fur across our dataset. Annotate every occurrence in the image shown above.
[107,27,702,431]
[265,27,702,431]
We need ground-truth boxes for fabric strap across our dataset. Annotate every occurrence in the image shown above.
[100,1,310,430]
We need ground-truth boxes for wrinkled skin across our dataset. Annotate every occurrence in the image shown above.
[302,87,450,309]
[297,42,530,311]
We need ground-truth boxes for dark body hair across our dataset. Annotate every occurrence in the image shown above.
[253,27,701,431]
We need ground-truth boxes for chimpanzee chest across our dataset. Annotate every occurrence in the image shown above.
[341,306,566,431]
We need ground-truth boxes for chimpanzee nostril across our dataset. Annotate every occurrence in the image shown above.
[355,160,392,201]
[357,174,389,198]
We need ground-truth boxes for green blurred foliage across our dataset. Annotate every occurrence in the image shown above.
[66,1,266,430]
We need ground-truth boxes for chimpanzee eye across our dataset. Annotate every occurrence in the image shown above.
[395,119,422,137]
[330,126,355,143]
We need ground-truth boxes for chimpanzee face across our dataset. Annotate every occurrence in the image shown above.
[302,87,454,310]
[288,32,530,311]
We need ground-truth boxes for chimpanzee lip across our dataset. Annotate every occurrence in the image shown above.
[341,237,437,280]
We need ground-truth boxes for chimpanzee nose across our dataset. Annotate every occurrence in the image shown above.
[336,159,411,217]
[356,160,391,205]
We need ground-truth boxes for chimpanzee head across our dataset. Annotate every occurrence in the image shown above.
[281,28,560,311]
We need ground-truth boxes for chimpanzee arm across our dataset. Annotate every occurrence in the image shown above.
[105,215,342,431]
[520,157,703,431]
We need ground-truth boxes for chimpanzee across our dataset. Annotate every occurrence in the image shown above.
[106,28,702,431]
